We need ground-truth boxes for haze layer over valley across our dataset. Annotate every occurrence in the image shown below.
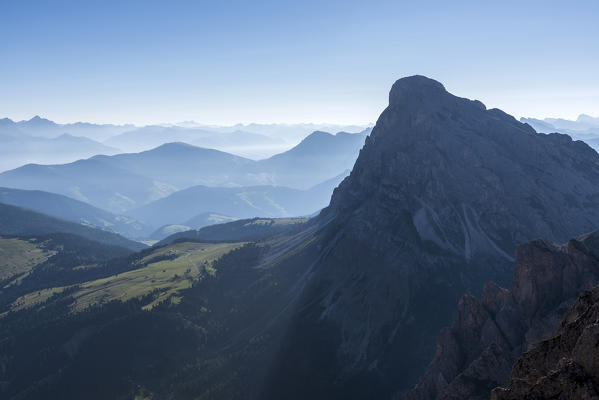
[0,119,369,240]
[0,116,369,172]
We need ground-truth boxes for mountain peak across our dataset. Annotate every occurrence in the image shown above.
[155,141,197,150]
[304,130,334,140]
[327,75,599,266]
[21,115,55,126]
[0,117,15,126]
[388,75,486,111]
[389,75,446,103]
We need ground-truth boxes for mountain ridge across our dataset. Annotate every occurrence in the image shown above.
[0,133,364,213]
[0,187,151,238]
[0,202,145,251]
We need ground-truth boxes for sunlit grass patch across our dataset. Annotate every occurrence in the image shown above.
[10,241,244,312]
[0,237,55,285]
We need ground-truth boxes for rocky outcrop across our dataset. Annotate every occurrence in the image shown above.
[492,287,599,399]
[405,231,599,400]
[264,75,599,398]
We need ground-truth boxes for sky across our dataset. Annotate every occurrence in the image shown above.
[1,0,598,126]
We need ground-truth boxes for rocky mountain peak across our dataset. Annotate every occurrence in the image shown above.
[388,75,448,105]
[325,75,599,269]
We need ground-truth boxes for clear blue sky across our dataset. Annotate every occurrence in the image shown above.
[1,0,598,125]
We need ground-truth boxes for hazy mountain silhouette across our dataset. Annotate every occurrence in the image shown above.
[128,171,347,228]
[521,114,599,151]
[0,118,121,172]
[0,203,145,251]
[147,212,241,240]
[221,122,370,144]
[104,125,285,157]
[1,116,371,169]
[0,135,364,213]
[0,187,151,238]
[0,158,175,214]
[253,130,368,188]
[91,142,255,188]
[184,212,238,229]
[13,115,133,141]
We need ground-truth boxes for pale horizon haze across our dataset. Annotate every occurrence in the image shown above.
[1,0,598,126]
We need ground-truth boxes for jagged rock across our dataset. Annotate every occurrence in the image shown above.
[405,232,599,400]
[492,288,599,400]
[573,324,599,376]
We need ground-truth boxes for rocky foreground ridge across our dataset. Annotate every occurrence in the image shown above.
[405,231,599,400]
[492,285,599,399]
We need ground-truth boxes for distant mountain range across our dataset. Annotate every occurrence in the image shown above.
[251,130,369,189]
[521,114,599,150]
[10,115,133,140]
[161,121,370,145]
[0,187,151,238]
[0,117,123,172]
[0,157,176,214]
[0,116,371,170]
[147,212,238,241]
[184,212,238,229]
[128,171,349,228]
[92,143,255,189]
[103,125,287,158]
[0,131,366,215]
[0,202,145,251]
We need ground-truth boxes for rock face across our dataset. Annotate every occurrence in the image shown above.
[328,76,599,266]
[405,231,599,400]
[263,76,599,398]
[492,286,599,400]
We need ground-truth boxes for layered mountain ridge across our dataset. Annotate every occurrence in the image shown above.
[0,187,151,238]
[0,203,145,251]
[0,131,366,214]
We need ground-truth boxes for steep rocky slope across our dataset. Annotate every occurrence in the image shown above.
[491,285,599,400]
[262,75,599,398]
[405,231,599,400]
